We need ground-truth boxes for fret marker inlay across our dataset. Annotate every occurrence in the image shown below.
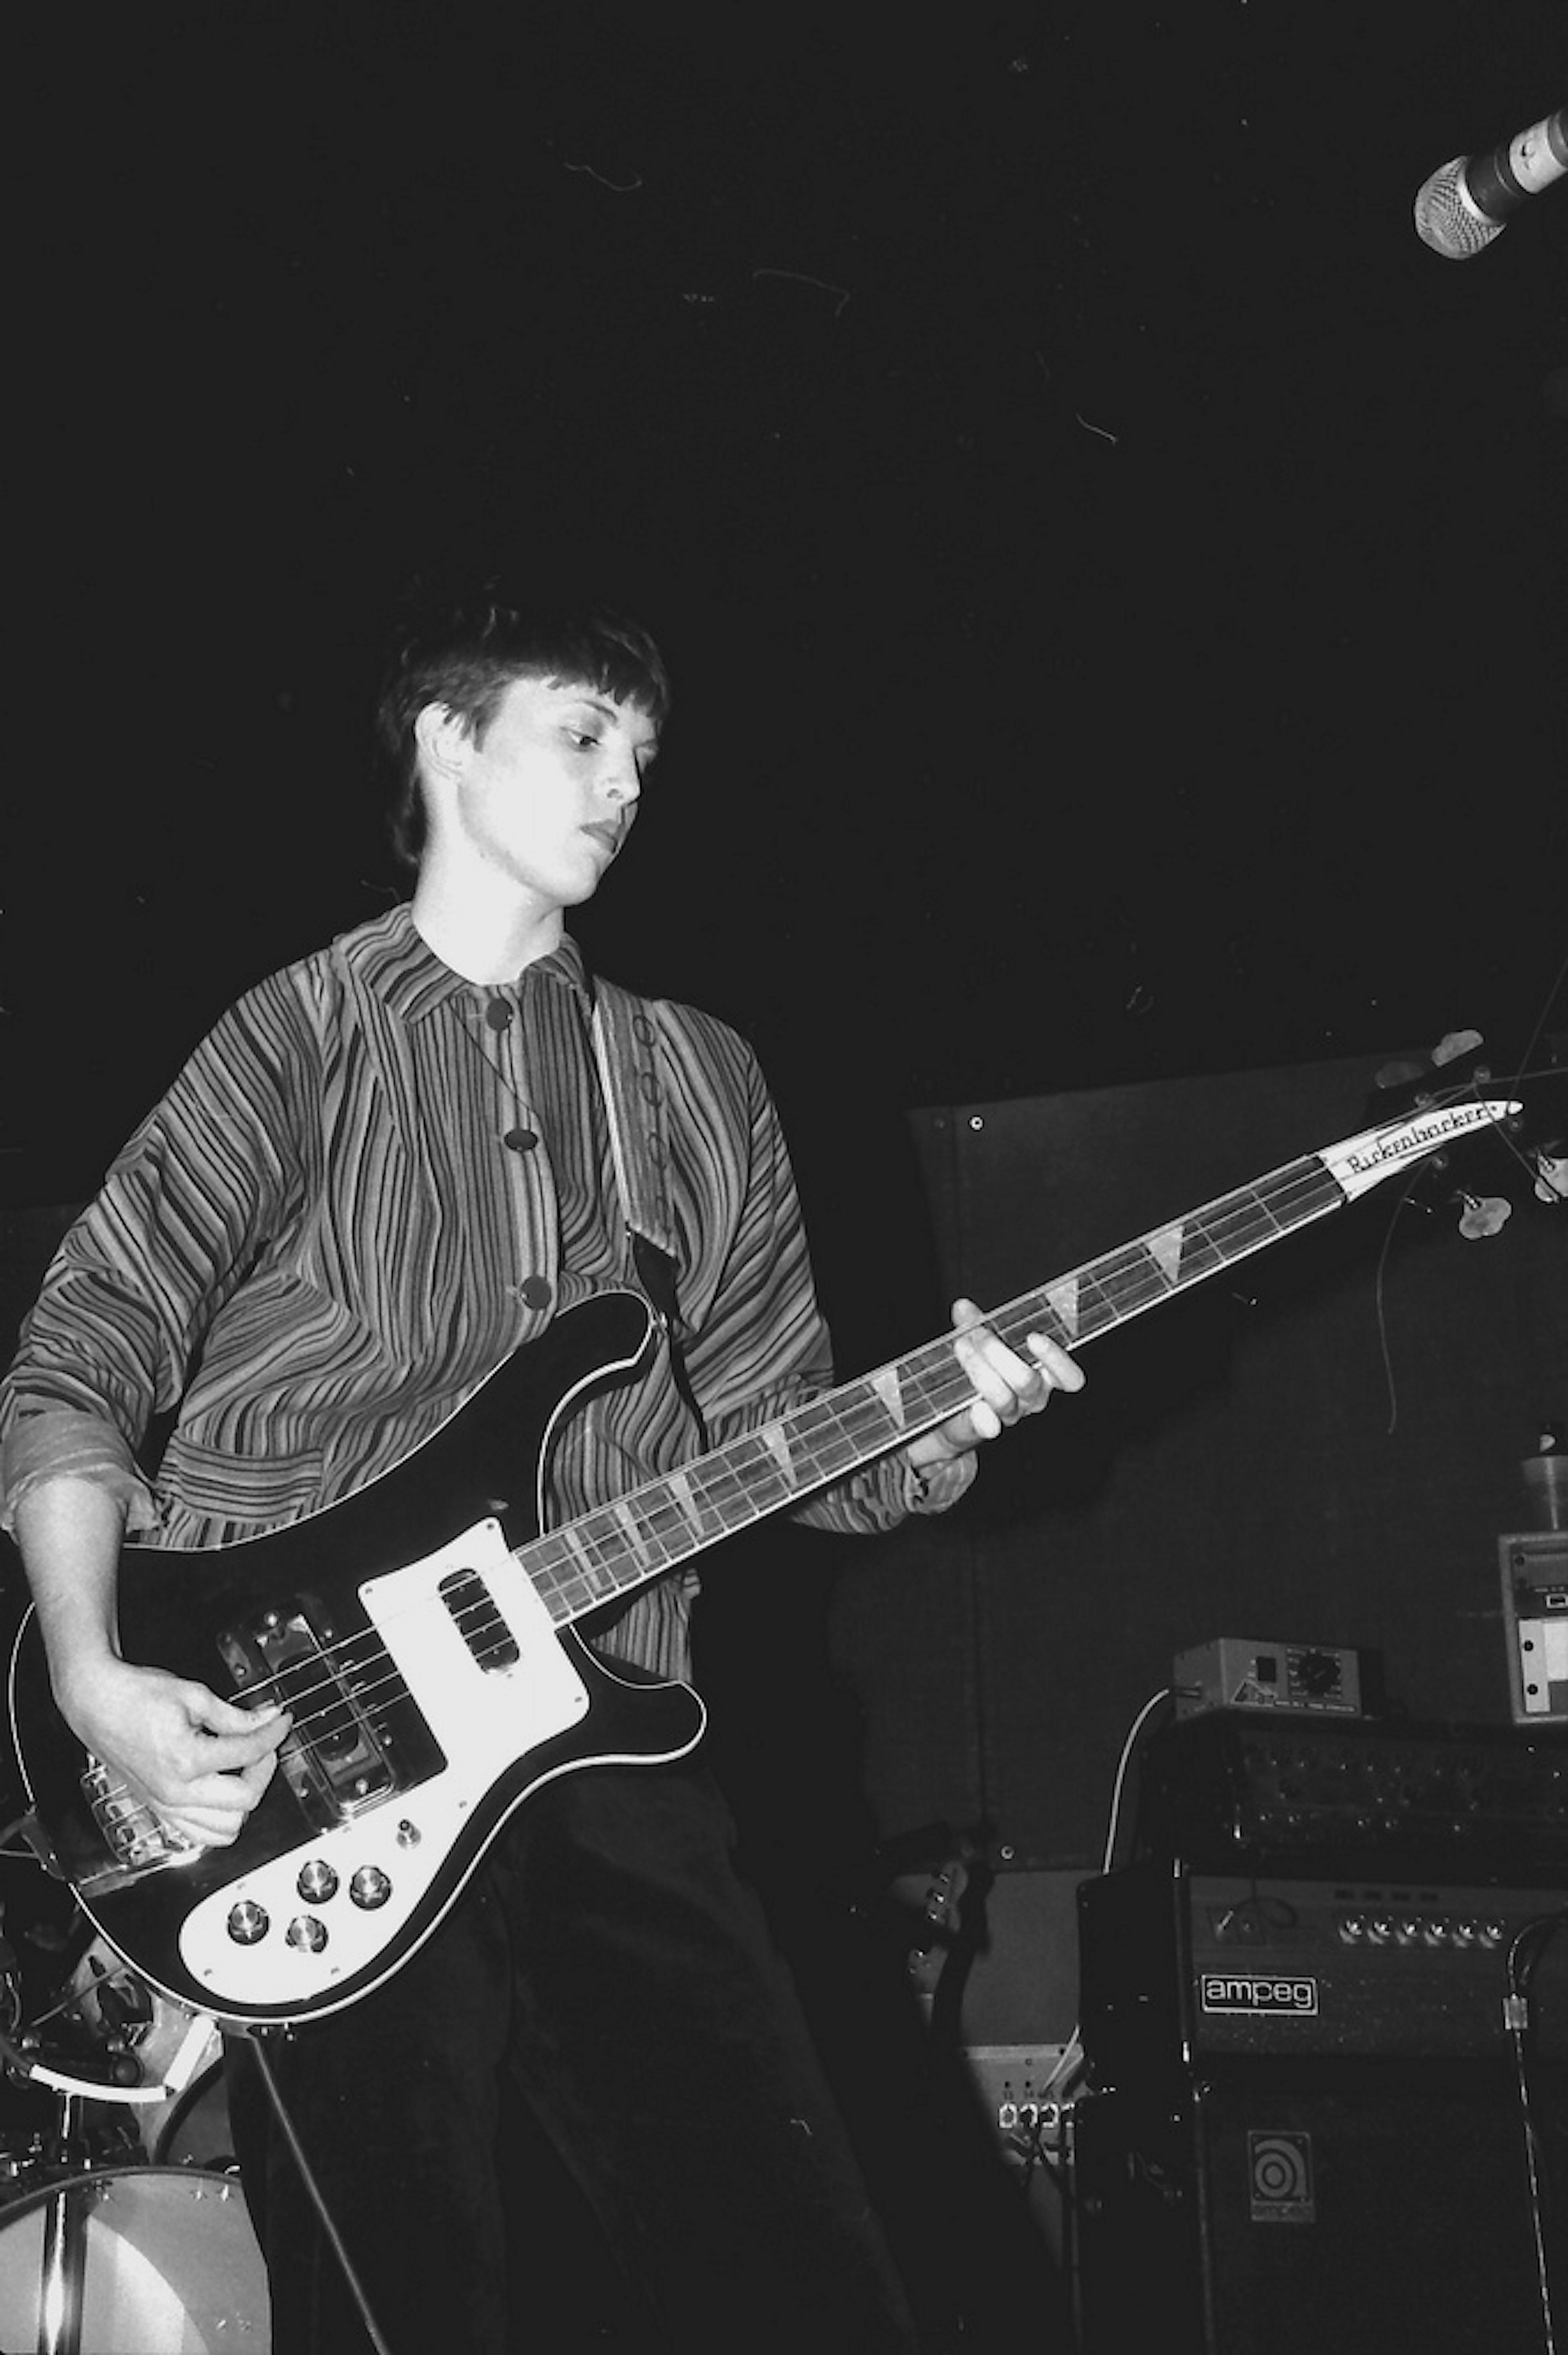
[1047,1279,1079,1340]
[1146,1223,1184,1286]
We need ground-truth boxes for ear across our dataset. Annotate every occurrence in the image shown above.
[413,701,474,786]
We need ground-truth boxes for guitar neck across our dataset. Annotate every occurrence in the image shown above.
[520,1142,1355,1631]
[516,1087,1517,1631]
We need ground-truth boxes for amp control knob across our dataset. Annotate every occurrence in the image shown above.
[227,1900,269,1946]
[350,1866,393,1911]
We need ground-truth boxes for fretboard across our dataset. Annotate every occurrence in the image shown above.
[518,1143,1350,1629]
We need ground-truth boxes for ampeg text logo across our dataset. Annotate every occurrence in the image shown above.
[1248,2131,1315,2223]
[1200,1973,1319,2017]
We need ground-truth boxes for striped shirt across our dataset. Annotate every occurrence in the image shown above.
[1,905,944,1680]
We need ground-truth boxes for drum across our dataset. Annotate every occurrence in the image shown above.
[0,2166,269,2352]
[152,2059,238,2173]
[64,1938,226,2164]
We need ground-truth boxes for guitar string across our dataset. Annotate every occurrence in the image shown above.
[87,1086,1520,1815]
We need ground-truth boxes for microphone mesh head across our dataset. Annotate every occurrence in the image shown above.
[1414,156,1506,259]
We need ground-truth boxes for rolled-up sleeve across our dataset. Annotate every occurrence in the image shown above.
[0,977,308,1536]
[0,1406,159,1536]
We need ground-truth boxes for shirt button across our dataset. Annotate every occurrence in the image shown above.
[518,1276,553,1311]
[503,1127,539,1153]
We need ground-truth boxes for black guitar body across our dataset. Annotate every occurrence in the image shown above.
[8,1292,707,2024]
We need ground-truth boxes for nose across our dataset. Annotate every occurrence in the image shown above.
[603,750,644,808]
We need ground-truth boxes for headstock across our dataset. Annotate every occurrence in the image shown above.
[1364,1027,1566,1236]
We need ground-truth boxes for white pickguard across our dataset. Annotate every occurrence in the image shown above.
[178,1518,588,2014]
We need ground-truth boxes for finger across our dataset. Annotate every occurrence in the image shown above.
[174,1765,276,1819]
[1026,1333,1086,1391]
[182,1683,291,1743]
[177,1725,291,1779]
[160,1765,278,1839]
[951,1316,1037,1421]
[159,1810,240,1849]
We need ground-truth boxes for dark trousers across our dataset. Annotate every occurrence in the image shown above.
[225,1757,918,2353]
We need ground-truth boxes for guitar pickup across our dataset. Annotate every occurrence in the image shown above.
[439,1567,521,1670]
[219,1597,403,1832]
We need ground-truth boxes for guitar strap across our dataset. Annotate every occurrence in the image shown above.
[588,988,696,1407]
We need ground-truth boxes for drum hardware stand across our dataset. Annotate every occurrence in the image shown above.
[247,2027,396,2355]
[35,2100,88,2355]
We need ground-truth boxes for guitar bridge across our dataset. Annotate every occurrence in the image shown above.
[219,1595,426,1833]
[80,1757,200,1879]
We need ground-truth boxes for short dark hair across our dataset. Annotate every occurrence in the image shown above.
[375,582,672,870]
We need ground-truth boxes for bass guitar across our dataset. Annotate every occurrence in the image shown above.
[7,1090,1517,2025]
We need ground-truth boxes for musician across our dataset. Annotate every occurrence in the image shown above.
[0,584,1083,2351]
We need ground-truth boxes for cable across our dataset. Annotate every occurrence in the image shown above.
[0,1997,217,2110]
[1503,1908,1565,2355]
[247,2031,396,2355]
[0,2022,168,2108]
[1031,1686,1179,2112]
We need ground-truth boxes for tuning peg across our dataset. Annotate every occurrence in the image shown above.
[1455,1192,1512,1238]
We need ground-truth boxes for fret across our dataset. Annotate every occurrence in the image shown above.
[716,1432,794,1514]
[661,1466,724,1542]
[526,1532,605,1623]
[828,1377,921,1454]
[1093,1249,1172,1317]
[563,1515,627,1595]
[610,1495,676,1569]
[1145,1223,1184,1287]
[1165,1216,1229,1278]
[867,1365,909,1433]
[690,1455,760,1529]
[784,1398,864,1480]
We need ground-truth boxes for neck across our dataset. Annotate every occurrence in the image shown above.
[410,862,565,985]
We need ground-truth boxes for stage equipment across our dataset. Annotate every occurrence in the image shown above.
[1071,2064,1559,2355]
[0,1946,262,2352]
[1414,103,1567,257]
[1502,1532,1568,1726]
[1125,1707,1568,1886]
[0,2164,266,2351]
[1071,1711,1566,2352]
[1078,1865,1568,2078]
[1173,1636,1366,1721]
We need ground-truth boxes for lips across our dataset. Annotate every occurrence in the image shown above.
[581,822,621,852]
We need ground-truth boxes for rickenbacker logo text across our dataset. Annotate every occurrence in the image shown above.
[1342,1105,1490,1176]
[1200,1974,1319,2016]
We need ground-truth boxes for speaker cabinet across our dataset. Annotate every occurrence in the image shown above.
[1072,2064,1562,2355]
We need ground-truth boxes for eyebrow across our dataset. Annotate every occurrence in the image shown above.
[573,695,660,754]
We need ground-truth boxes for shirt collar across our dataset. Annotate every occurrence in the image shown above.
[340,902,595,1025]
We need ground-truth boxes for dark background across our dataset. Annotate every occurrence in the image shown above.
[5,0,1564,1203]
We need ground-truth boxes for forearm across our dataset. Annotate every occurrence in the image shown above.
[13,1476,129,1713]
[12,1475,289,1844]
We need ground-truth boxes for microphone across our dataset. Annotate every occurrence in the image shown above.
[1414,105,1567,258]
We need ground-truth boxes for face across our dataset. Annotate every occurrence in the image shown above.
[422,673,659,912]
